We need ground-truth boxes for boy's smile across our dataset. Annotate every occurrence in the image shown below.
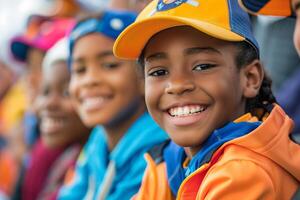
[78,89,112,113]
[143,26,248,155]
[166,104,208,126]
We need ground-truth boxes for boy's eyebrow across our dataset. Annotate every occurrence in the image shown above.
[144,47,220,63]
[145,52,167,63]
[96,51,114,59]
[184,47,221,56]
[73,57,84,64]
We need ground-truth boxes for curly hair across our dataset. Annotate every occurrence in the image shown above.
[235,42,277,119]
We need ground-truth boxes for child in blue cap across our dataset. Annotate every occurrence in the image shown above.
[58,10,167,200]
[114,0,300,199]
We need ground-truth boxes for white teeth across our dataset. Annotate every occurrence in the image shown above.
[82,97,104,109]
[183,106,189,115]
[191,107,196,113]
[178,107,183,116]
[81,97,108,112]
[83,97,104,107]
[169,105,206,117]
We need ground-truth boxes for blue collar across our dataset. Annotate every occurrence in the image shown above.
[164,121,261,196]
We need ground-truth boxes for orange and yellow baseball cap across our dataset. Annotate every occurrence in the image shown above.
[238,0,293,17]
[113,0,259,60]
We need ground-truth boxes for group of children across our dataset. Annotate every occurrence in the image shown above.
[112,0,300,199]
[57,10,167,199]
[2,0,300,199]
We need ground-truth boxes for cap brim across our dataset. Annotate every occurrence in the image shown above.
[238,0,292,17]
[10,37,32,62]
[113,16,244,60]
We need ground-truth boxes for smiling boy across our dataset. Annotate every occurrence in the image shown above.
[114,0,300,199]
[143,27,250,155]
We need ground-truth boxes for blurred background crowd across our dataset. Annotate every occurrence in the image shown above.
[0,0,299,200]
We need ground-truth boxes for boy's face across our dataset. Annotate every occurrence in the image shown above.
[143,26,249,154]
[292,0,300,55]
[69,33,144,127]
[36,61,89,148]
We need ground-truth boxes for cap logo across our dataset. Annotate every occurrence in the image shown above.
[157,0,199,11]
[157,0,187,11]
[110,18,124,31]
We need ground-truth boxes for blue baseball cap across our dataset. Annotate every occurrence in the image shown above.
[68,10,137,68]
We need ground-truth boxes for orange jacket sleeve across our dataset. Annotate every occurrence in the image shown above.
[197,160,276,200]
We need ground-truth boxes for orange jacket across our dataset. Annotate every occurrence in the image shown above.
[133,105,300,200]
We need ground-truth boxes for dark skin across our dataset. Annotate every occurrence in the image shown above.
[143,26,263,157]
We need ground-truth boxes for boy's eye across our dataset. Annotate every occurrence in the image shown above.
[193,63,216,71]
[101,62,121,69]
[72,65,86,75]
[147,68,168,77]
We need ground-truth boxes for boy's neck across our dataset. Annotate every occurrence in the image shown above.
[184,147,196,159]
[104,103,146,151]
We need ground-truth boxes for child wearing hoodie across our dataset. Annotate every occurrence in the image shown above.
[58,10,167,200]
[113,0,300,199]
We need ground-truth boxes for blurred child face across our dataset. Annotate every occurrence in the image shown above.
[36,61,89,148]
[143,26,257,155]
[69,33,144,128]
[26,48,45,111]
[292,0,300,55]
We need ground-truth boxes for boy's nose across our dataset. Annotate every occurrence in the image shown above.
[165,74,195,95]
[44,93,60,110]
[81,67,103,87]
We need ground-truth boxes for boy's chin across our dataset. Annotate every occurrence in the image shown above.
[81,117,101,128]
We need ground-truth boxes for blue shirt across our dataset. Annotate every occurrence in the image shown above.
[58,112,168,200]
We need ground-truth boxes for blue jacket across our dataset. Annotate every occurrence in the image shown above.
[58,112,168,200]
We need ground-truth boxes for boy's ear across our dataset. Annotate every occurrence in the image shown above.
[241,59,264,98]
